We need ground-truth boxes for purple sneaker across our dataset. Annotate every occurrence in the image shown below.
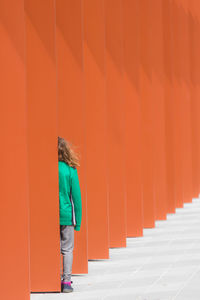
[61,281,73,293]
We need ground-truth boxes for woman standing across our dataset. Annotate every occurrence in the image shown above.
[58,137,82,293]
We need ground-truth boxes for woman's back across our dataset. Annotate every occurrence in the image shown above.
[59,161,71,197]
[59,161,72,225]
[58,160,82,230]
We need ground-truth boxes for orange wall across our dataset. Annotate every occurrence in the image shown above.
[56,0,88,273]
[0,1,30,299]
[105,0,127,248]
[139,0,156,228]
[170,0,184,208]
[122,0,143,237]
[190,0,200,197]
[177,0,193,204]
[163,0,176,213]
[151,0,168,221]
[83,0,109,259]
[25,0,60,292]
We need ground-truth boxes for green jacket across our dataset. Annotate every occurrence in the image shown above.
[58,161,82,231]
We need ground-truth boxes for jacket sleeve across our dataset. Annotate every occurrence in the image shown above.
[71,168,82,231]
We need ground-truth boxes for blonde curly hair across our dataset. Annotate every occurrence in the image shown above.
[58,137,80,168]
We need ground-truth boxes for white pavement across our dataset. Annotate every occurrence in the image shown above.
[31,198,200,300]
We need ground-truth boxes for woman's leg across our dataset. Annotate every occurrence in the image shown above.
[60,226,63,281]
[60,225,74,282]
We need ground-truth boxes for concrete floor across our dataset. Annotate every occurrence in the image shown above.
[31,198,200,300]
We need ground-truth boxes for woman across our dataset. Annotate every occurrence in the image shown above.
[58,137,82,293]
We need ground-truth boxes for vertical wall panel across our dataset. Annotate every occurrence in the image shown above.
[122,0,143,237]
[190,0,200,197]
[170,0,184,208]
[139,0,155,228]
[0,1,30,299]
[104,0,126,247]
[83,0,109,259]
[178,0,193,203]
[162,0,176,213]
[25,0,60,291]
[56,0,88,273]
[151,0,167,220]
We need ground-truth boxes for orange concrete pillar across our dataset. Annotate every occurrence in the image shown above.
[25,0,60,291]
[162,0,176,213]
[83,0,109,259]
[0,1,30,299]
[122,0,143,236]
[170,0,184,208]
[177,0,193,203]
[56,0,88,273]
[189,0,200,196]
[151,0,167,220]
[104,0,126,247]
[139,0,155,228]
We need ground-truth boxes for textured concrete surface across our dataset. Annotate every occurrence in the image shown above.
[31,198,200,300]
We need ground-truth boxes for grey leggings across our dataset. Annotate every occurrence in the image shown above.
[60,225,74,282]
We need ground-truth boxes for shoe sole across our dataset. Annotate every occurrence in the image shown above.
[62,289,73,293]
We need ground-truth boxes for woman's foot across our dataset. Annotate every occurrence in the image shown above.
[61,281,73,293]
